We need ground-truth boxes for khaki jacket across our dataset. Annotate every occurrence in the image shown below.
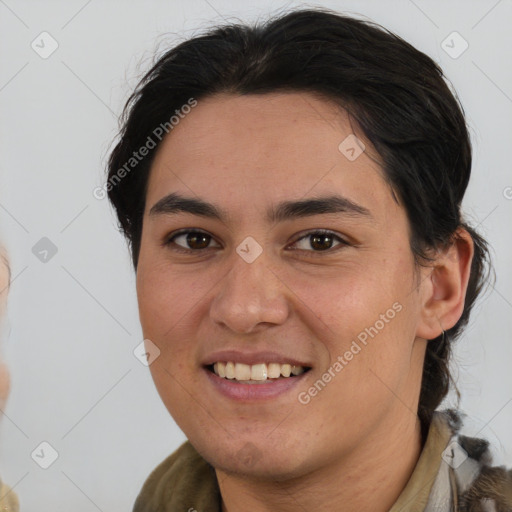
[133,409,512,511]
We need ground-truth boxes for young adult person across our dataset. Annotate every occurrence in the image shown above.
[106,8,512,511]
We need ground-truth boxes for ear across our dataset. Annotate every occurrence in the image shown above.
[416,228,474,340]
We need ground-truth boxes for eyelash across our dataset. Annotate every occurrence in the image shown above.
[163,229,350,257]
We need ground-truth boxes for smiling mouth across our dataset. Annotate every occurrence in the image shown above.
[206,361,312,384]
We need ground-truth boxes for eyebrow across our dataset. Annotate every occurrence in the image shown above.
[149,192,373,224]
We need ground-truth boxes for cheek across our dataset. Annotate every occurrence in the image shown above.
[285,264,396,337]
[298,260,417,375]
[137,260,199,330]
[136,265,206,421]
[136,262,217,374]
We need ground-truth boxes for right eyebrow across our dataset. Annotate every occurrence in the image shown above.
[149,193,226,221]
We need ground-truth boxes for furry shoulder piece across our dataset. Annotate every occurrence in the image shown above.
[425,409,512,512]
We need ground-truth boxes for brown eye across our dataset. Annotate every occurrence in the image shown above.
[165,230,220,253]
[310,233,335,251]
[291,230,349,254]
[182,232,210,249]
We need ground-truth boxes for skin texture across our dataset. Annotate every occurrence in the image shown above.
[136,92,474,512]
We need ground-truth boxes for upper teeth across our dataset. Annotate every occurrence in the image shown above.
[212,362,306,381]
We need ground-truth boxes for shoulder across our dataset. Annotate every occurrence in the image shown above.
[132,441,220,512]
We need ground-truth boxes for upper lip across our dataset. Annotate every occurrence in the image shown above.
[202,350,312,368]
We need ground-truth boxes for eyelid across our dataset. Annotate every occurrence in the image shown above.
[164,228,350,254]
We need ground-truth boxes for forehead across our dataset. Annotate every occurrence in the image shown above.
[145,92,399,224]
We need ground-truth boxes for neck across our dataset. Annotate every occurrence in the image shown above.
[217,411,424,512]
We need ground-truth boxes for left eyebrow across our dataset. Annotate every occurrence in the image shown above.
[268,195,373,223]
[148,192,373,223]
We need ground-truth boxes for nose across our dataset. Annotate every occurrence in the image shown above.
[209,249,290,334]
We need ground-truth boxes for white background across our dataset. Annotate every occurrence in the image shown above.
[0,0,511,510]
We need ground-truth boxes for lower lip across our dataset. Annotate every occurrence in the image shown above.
[203,367,310,401]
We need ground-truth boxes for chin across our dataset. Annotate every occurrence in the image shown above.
[192,435,310,481]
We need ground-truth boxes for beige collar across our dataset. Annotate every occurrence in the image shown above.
[390,412,455,511]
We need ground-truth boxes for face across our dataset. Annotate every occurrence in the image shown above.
[136,92,431,479]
